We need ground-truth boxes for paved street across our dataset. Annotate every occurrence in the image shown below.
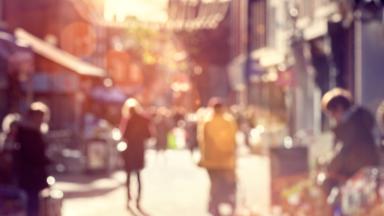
[1,0,380,215]
[56,148,271,216]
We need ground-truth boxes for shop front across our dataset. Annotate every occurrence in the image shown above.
[15,28,108,173]
[0,30,34,123]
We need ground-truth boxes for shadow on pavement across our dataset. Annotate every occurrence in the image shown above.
[53,171,125,199]
[62,186,122,199]
[54,172,114,184]
[127,202,151,216]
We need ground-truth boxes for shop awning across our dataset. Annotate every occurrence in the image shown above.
[0,31,21,59]
[14,28,106,77]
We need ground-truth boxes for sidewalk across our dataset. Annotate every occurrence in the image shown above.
[53,132,335,216]
[54,171,125,199]
[54,149,271,216]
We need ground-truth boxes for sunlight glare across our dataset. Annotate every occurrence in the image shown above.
[104,0,168,23]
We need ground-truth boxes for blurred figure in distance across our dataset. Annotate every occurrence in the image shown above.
[0,113,21,185]
[153,107,172,161]
[198,97,238,216]
[119,98,152,211]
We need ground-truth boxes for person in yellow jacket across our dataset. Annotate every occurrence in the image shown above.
[198,98,238,216]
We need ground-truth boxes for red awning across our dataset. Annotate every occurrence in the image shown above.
[15,28,106,77]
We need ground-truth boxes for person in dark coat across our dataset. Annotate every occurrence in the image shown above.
[321,88,379,196]
[120,98,151,210]
[14,102,50,216]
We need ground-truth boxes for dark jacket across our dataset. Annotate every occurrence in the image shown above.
[14,125,50,191]
[329,106,379,178]
[121,113,151,171]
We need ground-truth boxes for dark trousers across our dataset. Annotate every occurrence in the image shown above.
[207,169,236,216]
[25,189,40,216]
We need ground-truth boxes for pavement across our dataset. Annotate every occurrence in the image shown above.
[52,131,335,216]
[54,147,271,216]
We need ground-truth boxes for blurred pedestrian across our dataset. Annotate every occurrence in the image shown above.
[0,113,21,185]
[198,98,238,216]
[14,102,51,216]
[120,98,151,210]
[153,107,172,160]
[185,113,198,158]
[321,88,379,196]
[1,113,21,148]
[172,108,185,126]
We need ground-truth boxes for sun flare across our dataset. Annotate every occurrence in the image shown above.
[104,0,168,23]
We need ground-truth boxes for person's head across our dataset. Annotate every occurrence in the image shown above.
[2,113,21,134]
[26,102,50,131]
[321,88,353,123]
[2,113,21,133]
[122,98,141,118]
[208,97,225,114]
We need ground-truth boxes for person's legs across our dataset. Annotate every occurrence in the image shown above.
[136,171,142,205]
[207,170,220,216]
[25,189,39,216]
[136,170,149,216]
[207,170,237,216]
[126,170,132,202]
[215,170,237,215]
[223,170,237,213]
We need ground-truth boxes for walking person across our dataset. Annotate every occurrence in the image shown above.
[185,114,198,159]
[153,107,172,162]
[119,98,151,211]
[198,98,238,216]
[320,88,379,197]
[0,113,21,185]
[14,102,51,216]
